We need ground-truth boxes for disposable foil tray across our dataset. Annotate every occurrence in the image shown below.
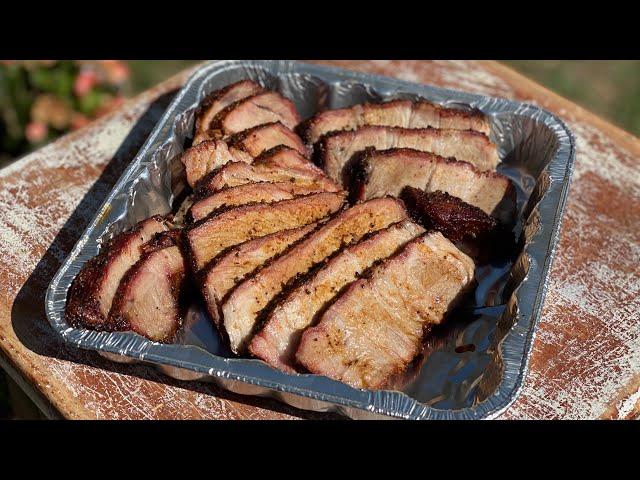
[45,60,575,420]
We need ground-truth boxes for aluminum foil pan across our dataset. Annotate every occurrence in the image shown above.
[45,60,575,420]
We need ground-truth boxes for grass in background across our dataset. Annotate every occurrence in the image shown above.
[506,60,640,135]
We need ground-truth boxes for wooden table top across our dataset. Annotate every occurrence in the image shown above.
[1,60,638,420]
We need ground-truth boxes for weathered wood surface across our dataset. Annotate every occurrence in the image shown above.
[0,60,637,419]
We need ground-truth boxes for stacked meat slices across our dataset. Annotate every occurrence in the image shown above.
[66,79,513,391]
[66,217,186,342]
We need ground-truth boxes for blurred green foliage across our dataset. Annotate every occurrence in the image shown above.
[0,60,129,167]
[507,60,640,135]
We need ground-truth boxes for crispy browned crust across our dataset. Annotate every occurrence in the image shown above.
[141,229,181,254]
[65,215,168,330]
[400,188,497,243]
[187,181,332,224]
[400,187,515,261]
[194,80,263,133]
[107,245,187,342]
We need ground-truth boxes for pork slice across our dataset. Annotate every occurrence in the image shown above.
[196,147,340,196]
[221,197,409,354]
[188,182,331,223]
[181,139,253,188]
[108,242,186,342]
[301,100,490,144]
[212,91,301,136]
[65,216,169,329]
[318,126,500,186]
[353,147,514,221]
[201,223,318,329]
[185,191,346,271]
[400,188,515,261]
[249,220,425,373]
[194,80,263,139]
[229,122,309,158]
[296,231,475,389]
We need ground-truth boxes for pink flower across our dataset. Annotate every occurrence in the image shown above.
[71,113,91,130]
[25,121,48,143]
[102,60,130,85]
[74,70,99,97]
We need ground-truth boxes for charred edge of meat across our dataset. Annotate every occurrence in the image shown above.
[65,254,110,329]
[249,144,304,165]
[141,229,182,254]
[348,147,379,203]
[106,247,186,341]
[192,166,229,198]
[295,115,315,144]
[438,105,486,121]
[400,187,515,261]
[226,121,281,147]
[194,80,263,132]
[65,215,168,329]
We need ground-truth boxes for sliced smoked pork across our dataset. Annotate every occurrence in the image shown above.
[181,139,253,188]
[188,182,331,223]
[221,197,409,354]
[65,216,169,330]
[185,191,346,271]
[196,147,340,196]
[318,126,500,186]
[228,122,309,158]
[201,223,318,330]
[249,219,425,372]
[300,99,490,144]
[183,124,309,188]
[353,147,514,221]
[194,80,263,142]
[108,232,186,342]
[211,92,301,136]
[296,231,475,389]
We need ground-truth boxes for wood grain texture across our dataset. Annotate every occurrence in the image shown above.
[0,60,638,419]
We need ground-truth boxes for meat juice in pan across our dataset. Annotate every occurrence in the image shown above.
[170,87,533,411]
